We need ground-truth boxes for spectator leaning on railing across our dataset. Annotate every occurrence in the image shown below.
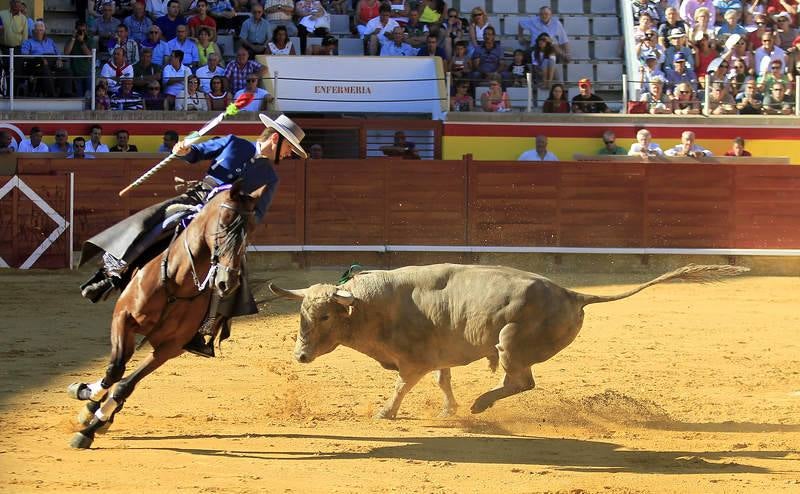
[597,131,626,155]
[234,74,272,111]
[518,135,559,162]
[175,74,208,111]
[641,76,672,113]
[671,81,702,114]
[736,77,763,113]
[665,131,713,157]
[762,81,793,114]
[724,137,751,156]
[628,129,663,159]
[542,83,569,113]
[85,124,110,153]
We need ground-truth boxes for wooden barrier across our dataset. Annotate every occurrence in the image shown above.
[12,156,800,256]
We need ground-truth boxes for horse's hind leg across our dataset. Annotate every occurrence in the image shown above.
[68,311,136,428]
[70,342,183,449]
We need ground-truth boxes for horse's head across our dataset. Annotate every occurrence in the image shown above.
[204,180,262,299]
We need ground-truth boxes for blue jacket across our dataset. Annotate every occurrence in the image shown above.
[183,135,279,222]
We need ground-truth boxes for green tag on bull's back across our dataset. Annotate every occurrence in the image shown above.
[337,264,363,285]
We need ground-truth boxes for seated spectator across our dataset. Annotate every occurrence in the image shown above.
[175,74,208,111]
[480,76,511,112]
[671,81,702,113]
[658,7,686,47]
[114,0,136,20]
[156,0,186,40]
[206,74,232,110]
[708,81,737,113]
[572,78,612,113]
[381,26,419,56]
[267,25,298,55]
[417,33,446,59]
[762,81,794,114]
[666,52,698,93]
[144,79,168,110]
[542,83,569,113]
[66,20,96,98]
[693,32,718,77]
[68,137,94,159]
[628,128,663,158]
[774,12,797,51]
[531,33,557,89]
[714,8,747,47]
[100,47,134,93]
[234,75,273,111]
[724,136,751,156]
[757,59,790,93]
[640,53,666,91]
[133,47,162,93]
[634,11,656,43]
[681,0,716,29]
[450,79,474,111]
[735,78,763,113]
[790,58,800,87]
[141,25,170,66]
[471,27,506,83]
[146,0,169,20]
[636,28,666,68]
[94,2,121,51]
[296,0,330,55]
[404,9,429,48]
[203,0,236,32]
[188,0,217,38]
[706,57,731,89]
[108,24,139,65]
[310,35,338,55]
[363,3,399,55]
[111,76,144,109]
[519,6,570,62]
[327,0,348,15]
[665,130,713,157]
[0,131,15,154]
[727,52,749,95]
[755,32,788,77]
[167,25,199,69]
[380,131,414,156]
[640,76,672,113]
[309,144,324,159]
[20,20,72,97]
[597,130,626,155]
[518,135,558,161]
[664,28,694,73]
[467,7,492,45]
[726,33,753,75]
[49,129,73,153]
[355,0,381,38]
[264,0,297,37]
[85,124,110,153]
[224,47,265,93]
[158,129,178,152]
[94,79,112,110]
[387,0,409,20]
[239,4,271,55]
[748,12,769,50]
[110,129,138,152]
[712,0,741,25]
[443,7,470,55]
[162,49,192,108]
[632,0,659,23]
[197,53,226,93]
[448,41,472,79]
[18,126,48,153]
[195,26,221,66]
[508,49,529,87]
[124,2,152,44]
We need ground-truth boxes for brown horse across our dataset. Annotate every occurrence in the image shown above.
[67,181,263,449]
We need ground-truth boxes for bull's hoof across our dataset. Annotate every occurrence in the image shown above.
[375,408,397,420]
[67,382,87,400]
[438,406,458,418]
[470,397,494,414]
[69,432,94,449]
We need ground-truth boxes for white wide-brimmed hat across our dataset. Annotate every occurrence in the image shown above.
[258,113,308,159]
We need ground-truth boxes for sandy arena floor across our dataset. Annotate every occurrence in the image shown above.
[0,266,799,493]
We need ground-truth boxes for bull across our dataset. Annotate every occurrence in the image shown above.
[270,263,747,418]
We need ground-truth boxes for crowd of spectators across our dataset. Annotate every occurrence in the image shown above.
[1,125,179,156]
[631,0,799,115]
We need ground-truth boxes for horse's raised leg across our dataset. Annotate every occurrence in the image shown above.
[68,311,136,428]
[70,342,184,449]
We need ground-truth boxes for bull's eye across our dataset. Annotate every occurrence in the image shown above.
[320,315,329,321]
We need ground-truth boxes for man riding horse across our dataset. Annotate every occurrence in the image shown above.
[78,114,308,357]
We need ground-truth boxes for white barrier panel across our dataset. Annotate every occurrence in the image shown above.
[259,55,447,118]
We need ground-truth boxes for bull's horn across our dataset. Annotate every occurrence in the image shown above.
[333,290,354,307]
[269,283,307,300]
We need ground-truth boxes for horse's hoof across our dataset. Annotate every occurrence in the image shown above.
[67,382,87,400]
[69,432,94,449]
[96,420,113,435]
[75,401,101,426]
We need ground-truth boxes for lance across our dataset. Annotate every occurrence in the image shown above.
[118,92,257,197]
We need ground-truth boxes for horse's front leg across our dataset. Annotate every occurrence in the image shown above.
[70,342,183,449]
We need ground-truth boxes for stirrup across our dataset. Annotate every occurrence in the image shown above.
[183,333,215,358]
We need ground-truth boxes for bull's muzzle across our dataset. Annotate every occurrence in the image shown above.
[294,349,313,364]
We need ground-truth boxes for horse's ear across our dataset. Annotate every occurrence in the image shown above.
[229,178,245,198]
[250,184,268,201]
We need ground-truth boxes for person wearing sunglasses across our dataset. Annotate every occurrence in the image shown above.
[757,60,790,93]
[597,130,626,155]
[754,32,788,77]
[773,12,797,51]
[671,81,701,114]
[519,6,570,62]
[234,75,273,111]
[762,81,793,114]
[140,25,170,65]
[67,137,94,159]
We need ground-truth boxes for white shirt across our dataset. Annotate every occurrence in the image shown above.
[664,143,712,157]
[519,16,568,45]
[85,140,110,153]
[518,149,559,161]
[99,63,134,92]
[234,87,269,111]
[362,17,399,44]
[754,46,786,76]
[628,142,664,156]
[146,0,170,18]
[162,63,193,96]
[196,65,226,93]
[18,139,47,152]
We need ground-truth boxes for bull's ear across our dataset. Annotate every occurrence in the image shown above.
[333,289,354,307]
[269,283,307,300]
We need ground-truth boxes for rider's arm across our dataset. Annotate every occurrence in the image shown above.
[173,135,231,162]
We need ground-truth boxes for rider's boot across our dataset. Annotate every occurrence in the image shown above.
[183,315,226,358]
[80,253,127,303]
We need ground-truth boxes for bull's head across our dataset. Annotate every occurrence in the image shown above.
[270,283,355,364]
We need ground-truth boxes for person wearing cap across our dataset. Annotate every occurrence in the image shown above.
[640,52,666,92]
[78,113,308,322]
[657,7,686,47]
[665,51,698,93]
[664,27,694,72]
[774,12,798,51]
[571,78,612,113]
[665,131,713,157]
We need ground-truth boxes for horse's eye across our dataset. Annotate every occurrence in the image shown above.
[320,315,329,321]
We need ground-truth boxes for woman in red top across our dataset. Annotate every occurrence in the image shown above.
[542,84,570,113]
[693,33,717,79]
[356,0,381,27]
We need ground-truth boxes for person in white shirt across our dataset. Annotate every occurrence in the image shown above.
[166,25,199,69]
[628,128,664,158]
[754,32,787,77]
[665,130,713,157]
[146,0,170,21]
[380,26,419,56]
[85,124,110,153]
[195,53,226,93]
[518,135,559,161]
[162,49,193,107]
[362,3,400,55]
[518,6,570,62]
[234,75,273,111]
[18,127,49,153]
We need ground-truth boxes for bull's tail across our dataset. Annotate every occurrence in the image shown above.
[575,264,749,307]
